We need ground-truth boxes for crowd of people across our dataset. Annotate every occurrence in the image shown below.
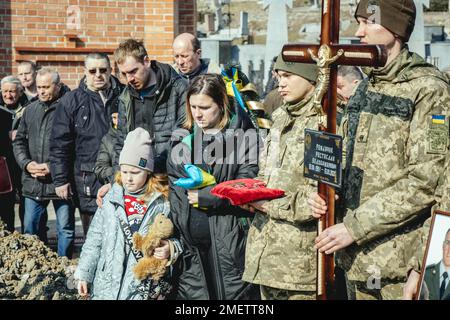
[1,0,450,300]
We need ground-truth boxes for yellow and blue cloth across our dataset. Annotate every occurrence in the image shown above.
[174,165,216,209]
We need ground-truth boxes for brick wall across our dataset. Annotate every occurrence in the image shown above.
[178,0,197,35]
[0,0,196,88]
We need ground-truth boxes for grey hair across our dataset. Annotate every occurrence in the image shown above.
[1,76,24,91]
[84,52,111,68]
[18,60,38,72]
[338,65,364,82]
[36,67,60,84]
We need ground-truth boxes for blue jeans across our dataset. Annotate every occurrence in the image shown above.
[24,197,75,258]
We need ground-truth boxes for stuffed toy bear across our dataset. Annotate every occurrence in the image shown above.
[132,213,174,281]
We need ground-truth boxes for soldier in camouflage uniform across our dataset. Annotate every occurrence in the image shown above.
[308,0,450,300]
[241,54,320,300]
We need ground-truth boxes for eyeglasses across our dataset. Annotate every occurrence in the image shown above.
[87,68,108,75]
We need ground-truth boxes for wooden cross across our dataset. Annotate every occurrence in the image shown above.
[282,0,387,300]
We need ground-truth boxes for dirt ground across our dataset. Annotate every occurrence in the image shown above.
[0,220,80,300]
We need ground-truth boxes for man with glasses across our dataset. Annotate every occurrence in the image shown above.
[50,53,124,236]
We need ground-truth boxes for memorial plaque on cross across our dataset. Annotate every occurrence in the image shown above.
[282,0,387,300]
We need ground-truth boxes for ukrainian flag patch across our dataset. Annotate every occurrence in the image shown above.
[427,114,448,154]
[432,114,446,125]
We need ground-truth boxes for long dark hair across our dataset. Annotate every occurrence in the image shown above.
[183,73,232,130]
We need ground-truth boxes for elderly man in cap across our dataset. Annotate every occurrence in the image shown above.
[241,53,321,300]
[308,0,450,299]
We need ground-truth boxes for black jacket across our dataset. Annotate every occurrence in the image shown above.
[12,86,70,200]
[0,93,35,191]
[49,76,124,212]
[167,100,261,300]
[114,61,187,174]
[94,127,117,185]
[176,58,213,83]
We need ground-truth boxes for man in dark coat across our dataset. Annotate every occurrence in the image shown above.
[0,76,29,232]
[13,68,75,257]
[96,39,187,206]
[49,53,124,236]
[113,38,187,174]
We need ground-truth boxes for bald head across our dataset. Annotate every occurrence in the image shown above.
[173,33,202,75]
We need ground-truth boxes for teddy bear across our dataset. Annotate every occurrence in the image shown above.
[132,213,174,281]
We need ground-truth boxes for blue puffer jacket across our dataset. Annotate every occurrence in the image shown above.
[74,183,175,300]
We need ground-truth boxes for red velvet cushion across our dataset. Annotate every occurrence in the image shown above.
[210,178,285,205]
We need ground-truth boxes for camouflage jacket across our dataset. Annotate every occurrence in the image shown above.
[243,95,319,292]
[337,48,450,284]
[409,151,450,275]
[434,151,450,213]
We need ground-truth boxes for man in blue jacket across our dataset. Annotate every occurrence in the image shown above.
[50,53,124,236]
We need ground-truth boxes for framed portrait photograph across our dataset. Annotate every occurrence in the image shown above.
[417,210,450,300]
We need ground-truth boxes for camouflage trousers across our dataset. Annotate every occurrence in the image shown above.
[260,285,316,300]
[346,280,404,300]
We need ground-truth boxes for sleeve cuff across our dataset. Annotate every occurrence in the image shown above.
[22,160,32,172]
[74,268,94,283]
[343,210,368,245]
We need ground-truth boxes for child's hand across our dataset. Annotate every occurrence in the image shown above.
[153,240,170,260]
[78,280,89,297]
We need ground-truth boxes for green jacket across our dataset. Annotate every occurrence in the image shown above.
[337,48,450,285]
[243,95,320,292]
[423,263,450,300]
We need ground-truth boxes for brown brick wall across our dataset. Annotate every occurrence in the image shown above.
[0,0,196,88]
[178,0,197,35]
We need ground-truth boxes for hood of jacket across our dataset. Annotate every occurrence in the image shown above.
[362,47,448,85]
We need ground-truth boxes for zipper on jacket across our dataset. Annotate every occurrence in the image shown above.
[40,105,49,197]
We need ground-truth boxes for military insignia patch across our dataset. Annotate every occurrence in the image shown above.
[139,158,147,168]
[427,115,449,154]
